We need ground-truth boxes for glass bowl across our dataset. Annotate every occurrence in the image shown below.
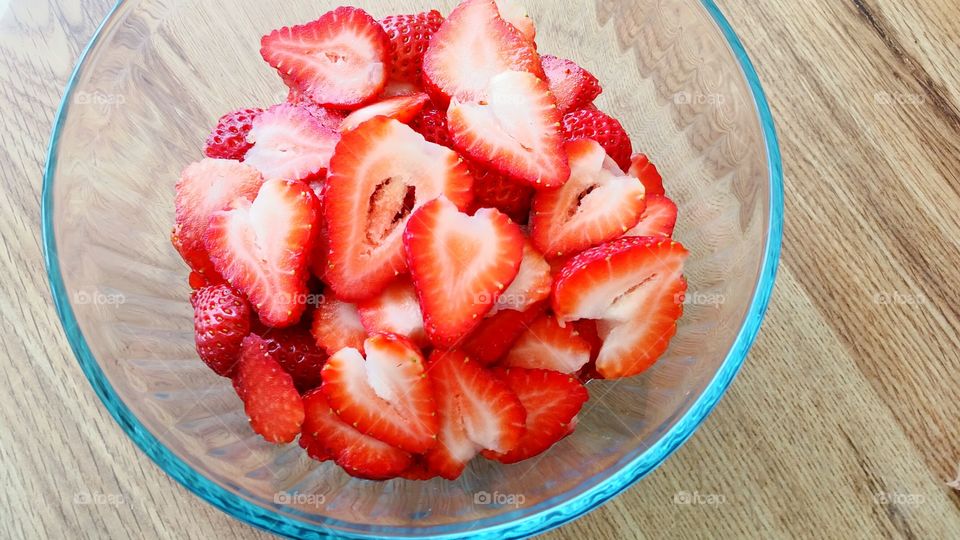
[42,0,783,537]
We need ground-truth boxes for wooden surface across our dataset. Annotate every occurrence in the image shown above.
[2,0,959,538]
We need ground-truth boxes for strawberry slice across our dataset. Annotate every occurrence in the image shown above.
[624,195,678,238]
[562,107,633,172]
[448,70,569,188]
[484,367,588,463]
[379,10,445,84]
[541,55,602,114]
[324,117,473,301]
[422,0,542,104]
[243,103,340,182]
[531,139,646,258]
[409,105,452,147]
[494,0,537,42]
[500,314,591,374]
[321,334,438,453]
[191,284,251,377]
[260,7,389,109]
[286,89,348,130]
[469,164,534,224]
[628,153,665,197]
[462,302,545,365]
[488,240,551,315]
[233,335,305,444]
[338,93,430,132]
[173,159,264,277]
[299,430,333,462]
[356,278,428,348]
[302,388,412,480]
[310,297,367,356]
[204,108,262,160]
[261,325,327,393]
[204,179,320,327]
[424,350,526,479]
[404,197,524,348]
[399,456,439,481]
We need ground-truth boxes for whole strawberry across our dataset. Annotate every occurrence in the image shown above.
[260,325,326,393]
[204,108,262,160]
[191,284,251,377]
[562,108,633,172]
[380,10,445,84]
[233,334,305,444]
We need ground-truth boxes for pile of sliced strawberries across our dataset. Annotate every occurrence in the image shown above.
[172,0,688,481]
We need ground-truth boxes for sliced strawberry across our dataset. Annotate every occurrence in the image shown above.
[404,197,524,348]
[531,139,646,257]
[260,7,389,109]
[500,314,590,374]
[188,271,209,290]
[484,367,588,463]
[409,105,452,147]
[299,430,332,462]
[321,334,437,453]
[381,79,424,98]
[310,297,367,355]
[286,89,349,130]
[356,278,428,348]
[469,164,534,224]
[204,108,262,160]
[494,0,537,42]
[243,104,340,182]
[302,388,412,480]
[628,153,665,197]
[173,159,264,277]
[462,302,545,365]
[191,284,251,377]
[422,0,542,104]
[424,350,526,479]
[562,107,633,172]
[204,179,320,327]
[448,70,569,187]
[324,117,473,301]
[399,456,439,481]
[261,325,327,393]
[380,10,445,84]
[233,335,305,444]
[624,195,678,238]
[338,93,430,132]
[541,55,602,113]
[488,240,551,315]
[574,319,603,361]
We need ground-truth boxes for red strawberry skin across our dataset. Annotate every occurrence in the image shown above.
[191,284,251,377]
[628,153,665,197]
[562,108,633,172]
[204,108,262,160]
[624,195,678,239]
[409,105,452,146]
[233,334,305,444]
[469,165,534,224]
[261,325,327,393]
[380,11,444,84]
[462,303,546,365]
[541,55,602,114]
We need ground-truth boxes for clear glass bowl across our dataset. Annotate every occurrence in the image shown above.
[42,0,783,537]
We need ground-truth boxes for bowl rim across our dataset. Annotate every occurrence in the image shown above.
[41,1,784,537]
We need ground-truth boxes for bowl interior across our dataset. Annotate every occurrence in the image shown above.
[45,0,779,537]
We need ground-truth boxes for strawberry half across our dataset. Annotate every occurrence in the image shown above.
[424,349,526,479]
[286,89,348,130]
[462,302,546,365]
[448,70,569,187]
[204,179,320,328]
[562,107,633,172]
[338,92,430,132]
[260,7,389,109]
[302,388,412,480]
[422,0,542,104]
[356,278,428,348]
[494,0,537,42]
[299,430,333,462]
[321,334,438,453]
[173,159,264,277]
[541,55,602,114]
[324,117,473,301]
[191,284,251,377]
[243,104,340,182]
[531,139,646,258]
[488,240,551,315]
[310,297,366,356]
[204,108,262,160]
[628,153,665,197]
[404,197,524,348]
[469,164,534,224]
[485,367,588,463]
[380,10,445,85]
[500,314,591,374]
[233,334,305,444]
[261,325,327,393]
[624,195,678,238]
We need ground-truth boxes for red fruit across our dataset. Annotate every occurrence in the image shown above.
[448,71,569,187]
[204,108,262,160]
[500,314,591,374]
[531,139,646,257]
[338,93,430,132]
[302,388,412,480]
[541,55,602,113]
[261,325,327,393]
[286,89,348,130]
[204,179,320,328]
[381,79,424,98]
[404,197,524,348]
[310,297,367,356]
[628,153,665,197]
[488,241,551,315]
[322,334,438,453]
[299,430,332,462]
[424,350,526,479]
[574,319,604,361]
[244,103,340,182]
[380,10,445,84]
[173,159,264,277]
[462,303,545,365]
[233,335,305,444]
[191,284,251,377]
[469,165,534,224]
[494,0,537,42]
[409,105,452,147]
[422,0,543,104]
[324,117,473,301]
[356,278,428,348]
[624,195,678,238]
[260,7,389,109]
[562,108,633,172]
[485,367,588,463]
[399,456,439,481]
[188,270,222,290]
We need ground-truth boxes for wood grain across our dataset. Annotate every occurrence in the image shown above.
[1,0,958,538]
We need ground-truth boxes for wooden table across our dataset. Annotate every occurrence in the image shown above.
[2,0,958,538]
